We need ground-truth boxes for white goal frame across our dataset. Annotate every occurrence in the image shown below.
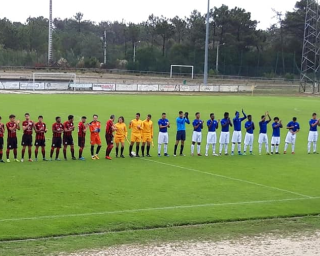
[32,72,77,91]
[170,65,194,79]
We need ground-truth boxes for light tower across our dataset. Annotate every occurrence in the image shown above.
[300,0,320,93]
[48,0,53,65]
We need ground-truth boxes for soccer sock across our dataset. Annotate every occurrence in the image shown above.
[205,144,209,155]
[259,143,262,153]
[237,143,241,153]
[13,149,17,159]
[231,143,235,152]
[158,144,161,154]
[292,144,295,152]
[243,144,247,153]
[91,146,94,156]
[71,148,75,158]
[79,148,83,158]
[129,145,133,155]
[42,148,45,158]
[197,145,200,154]
[115,147,119,156]
[313,142,317,152]
[265,143,269,153]
[6,149,9,159]
[0,150,2,160]
[219,144,223,154]
[174,145,178,155]
[22,148,25,159]
[141,146,145,156]
[96,146,101,155]
[308,142,311,152]
[35,147,39,158]
[213,144,216,154]
[28,147,32,159]
[136,145,140,155]
[284,143,288,151]
[276,145,279,153]
[50,148,54,158]
[147,145,150,155]
[56,148,60,159]
[191,144,194,154]
[271,145,274,153]
[180,145,184,154]
[121,147,124,155]
[225,144,228,154]
[164,144,168,154]
[250,145,253,152]
[63,148,67,159]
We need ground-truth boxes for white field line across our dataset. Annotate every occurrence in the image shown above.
[0,197,319,223]
[141,159,313,199]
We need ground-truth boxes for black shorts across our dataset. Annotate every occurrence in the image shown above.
[52,137,62,148]
[21,134,33,146]
[78,137,85,148]
[35,139,46,147]
[176,130,186,141]
[63,135,74,146]
[0,137,3,150]
[7,137,18,149]
[105,134,114,145]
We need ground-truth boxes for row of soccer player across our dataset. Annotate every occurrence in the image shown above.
[0,110,319,162]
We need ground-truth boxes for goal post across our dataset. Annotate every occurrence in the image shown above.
[170,65,194,79]
[32,72,77,91]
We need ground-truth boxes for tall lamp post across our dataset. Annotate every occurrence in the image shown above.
[133,41,141,62]
[48,0,53,64]
[215,41,225,73]
[203,0,210,85]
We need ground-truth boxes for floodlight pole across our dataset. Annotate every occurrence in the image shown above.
[204,0,210,85]
[133,41,140,62]
[48,0,53,65]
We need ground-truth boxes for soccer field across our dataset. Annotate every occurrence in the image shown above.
[0,93,320,244]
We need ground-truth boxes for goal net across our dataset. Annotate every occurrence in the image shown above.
[170,65,194,79]
[32,73,77,91]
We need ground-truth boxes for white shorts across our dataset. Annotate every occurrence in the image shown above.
[285,132,296,144]
[158,132,169,144]
[219,132,230,144]
[232,131,242,143]
[192,131,202,143]
[308,131,318,142]
[207,132,217,144]
[258,133,268,144]
[271,136,281,145]
[244,133,254,146]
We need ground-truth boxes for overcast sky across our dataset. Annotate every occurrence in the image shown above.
[2,0,298,29]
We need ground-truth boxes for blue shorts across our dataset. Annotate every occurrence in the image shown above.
[176,130,186,141]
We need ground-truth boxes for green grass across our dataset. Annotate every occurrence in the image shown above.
[0,94,320,253]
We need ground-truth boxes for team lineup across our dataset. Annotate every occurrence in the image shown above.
[0,110,319,163]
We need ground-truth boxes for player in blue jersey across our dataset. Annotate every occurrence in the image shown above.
[271,117,283,154]
[308,113,320,154]
[258,111,271,155]
[231,109,247,155]
[191,112,203,156]
[219,112,233,155]
[158,113,170,157]
[174,111,190,156]
[205,113,220,156]
[284,117,300,154]
[243,115,255,155]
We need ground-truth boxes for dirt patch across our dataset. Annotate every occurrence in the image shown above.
[65,231,320,256]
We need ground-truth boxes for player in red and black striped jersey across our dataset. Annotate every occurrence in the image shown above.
[21,113,34,162]
[0,116,5,163]
[63,115,76,160]
[78,116,88,160]
[34,115,48,161]
[105,115,116,160]
[50,117,64,161]
[6,114,20,162]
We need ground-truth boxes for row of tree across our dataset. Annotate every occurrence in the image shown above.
[0,0,308,77]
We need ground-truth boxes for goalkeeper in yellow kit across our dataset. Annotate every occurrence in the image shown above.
[141,114,153,157]
[129,113,143,157]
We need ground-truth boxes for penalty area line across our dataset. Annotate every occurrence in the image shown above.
[0,197,319,223]
[141,158,313,199]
